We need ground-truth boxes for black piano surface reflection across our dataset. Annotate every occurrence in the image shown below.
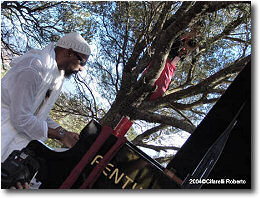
[26,123,180,189]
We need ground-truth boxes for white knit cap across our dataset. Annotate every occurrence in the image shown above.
[56,32,91,56]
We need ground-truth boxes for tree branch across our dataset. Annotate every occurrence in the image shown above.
[140,55,250,111]
[137,143,180,152]
[132,124,168,145]
[132,110,196,134]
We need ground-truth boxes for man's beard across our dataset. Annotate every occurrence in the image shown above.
[64,69,78,79]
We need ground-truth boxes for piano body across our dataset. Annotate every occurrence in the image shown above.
[25,124,180,189]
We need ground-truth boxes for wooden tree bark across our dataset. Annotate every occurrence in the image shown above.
[99,1,246,129]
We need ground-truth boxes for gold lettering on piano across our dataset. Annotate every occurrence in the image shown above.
[109,168,124,184]
[103,163,114,177]
[122,175,134,189]
[91,155,143,189]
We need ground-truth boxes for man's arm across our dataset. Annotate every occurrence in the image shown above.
[9,65,79,147]
[46,117,79,148]
[48,127,79,148]
[46,116,60,129]
[9,68,48,140]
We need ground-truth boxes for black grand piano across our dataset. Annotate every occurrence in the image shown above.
[1,62,251,189]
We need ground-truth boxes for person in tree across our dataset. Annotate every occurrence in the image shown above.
[1,32,91,163]
[144,28,201,101]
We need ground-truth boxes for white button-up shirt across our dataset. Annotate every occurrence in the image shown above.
[1,43,65,161]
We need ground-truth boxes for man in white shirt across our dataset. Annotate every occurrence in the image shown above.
[1,32,91,164]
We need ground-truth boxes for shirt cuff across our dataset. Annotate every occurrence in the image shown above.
[40,121,49,142]
[46,116,60,129]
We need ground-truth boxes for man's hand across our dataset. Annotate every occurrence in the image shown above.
[60,130,79,148]
[10,182,29,189]
[48,127,79,148]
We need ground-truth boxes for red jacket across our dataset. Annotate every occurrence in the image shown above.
[143,58,178,101]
